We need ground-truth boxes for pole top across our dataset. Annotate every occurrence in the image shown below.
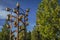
[16,2,20,8]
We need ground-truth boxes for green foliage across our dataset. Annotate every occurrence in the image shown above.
[0,21,10,40]
[31,26,41,40]
[19,31,24,40]
[35,0,60,40]
[27,31,31,40]
[19,25,24,40]
[0,32,2,40]
[19,25,31,40]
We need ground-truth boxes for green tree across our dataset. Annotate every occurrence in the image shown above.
[31,26,41,40]
[0,21,10,40]
[27,31,31,40]
[36,0,60,40]
[0,32,2,40]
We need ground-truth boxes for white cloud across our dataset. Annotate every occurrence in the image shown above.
[0,6,17,19]
[0,6,10,19]
[0,11,10,19]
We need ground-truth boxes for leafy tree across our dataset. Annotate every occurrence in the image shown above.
[0,21,10,40]
[0,32,2,40]
[31,26,41,40]
[36,0,60,40]
[27,31,31,40]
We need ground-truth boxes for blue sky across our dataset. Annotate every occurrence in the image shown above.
[0,0,41,31]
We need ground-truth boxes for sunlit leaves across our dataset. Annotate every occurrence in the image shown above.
[35,0,60,40]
